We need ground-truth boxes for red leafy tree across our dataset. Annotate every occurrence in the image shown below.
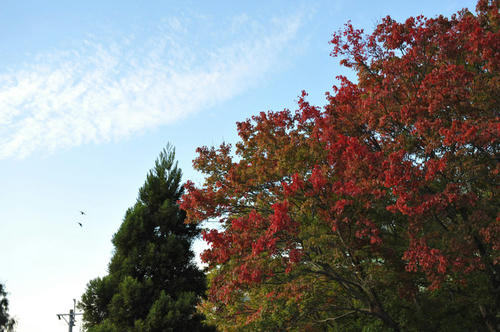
[181,1,499,330]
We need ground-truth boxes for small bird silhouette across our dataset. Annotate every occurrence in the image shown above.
[77,222,83,227]
[79,211,86,215]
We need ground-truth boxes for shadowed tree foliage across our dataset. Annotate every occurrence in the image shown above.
[79,145,214,332]
[0,283,15,332]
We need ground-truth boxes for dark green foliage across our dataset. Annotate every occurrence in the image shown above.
[0,283,15,332]
[79,145,214,332]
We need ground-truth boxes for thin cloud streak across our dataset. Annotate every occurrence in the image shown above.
[0,14,303,159]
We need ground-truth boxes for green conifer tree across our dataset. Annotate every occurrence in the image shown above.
[80,145,214,332]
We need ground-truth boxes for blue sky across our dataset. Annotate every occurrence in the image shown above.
[0,1,477,331]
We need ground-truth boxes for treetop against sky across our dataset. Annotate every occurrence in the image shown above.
[0,1,483,331]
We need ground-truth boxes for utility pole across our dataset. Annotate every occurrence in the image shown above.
[57,299,83,332]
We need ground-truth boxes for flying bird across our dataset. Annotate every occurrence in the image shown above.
[79,211,86,215]
[77,222,83,227]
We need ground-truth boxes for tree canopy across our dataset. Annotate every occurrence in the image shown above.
[0,283,15,332]
[180,1,499,331]
[80,145,214,332]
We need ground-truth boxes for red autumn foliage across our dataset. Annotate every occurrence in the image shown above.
[181,1,499,330]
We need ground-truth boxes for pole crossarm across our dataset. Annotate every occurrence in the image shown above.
[57,299,83,332]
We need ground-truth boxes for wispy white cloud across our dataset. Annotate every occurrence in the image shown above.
[0,13,303,159]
